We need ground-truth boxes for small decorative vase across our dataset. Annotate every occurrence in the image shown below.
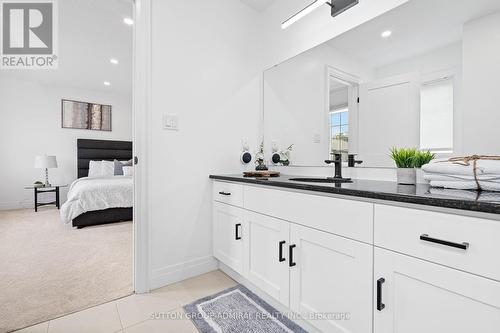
[397,168,416,185]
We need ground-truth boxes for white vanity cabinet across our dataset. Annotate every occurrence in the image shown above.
[373,204,500,333]
[212,181,374,333]
[374,248,500,333]
[212,201,245,275]
[211,180,500,333]
[243,210,290,307]
[289,224,373,333]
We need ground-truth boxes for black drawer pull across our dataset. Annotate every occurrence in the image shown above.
[278,241,286,262]
[235,224,242,240]
[219,191,231,196]
[420,234,469,250]
[289,244,296,267]
[377,278,385,311]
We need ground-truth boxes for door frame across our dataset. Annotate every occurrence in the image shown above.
[133,0,152,294]
[325,65,361,157]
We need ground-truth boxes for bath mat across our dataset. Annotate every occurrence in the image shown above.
[184,284,308,333]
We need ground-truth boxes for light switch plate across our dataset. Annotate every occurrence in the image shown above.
[163,114,179,130]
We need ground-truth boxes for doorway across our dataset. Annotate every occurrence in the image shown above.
[0,0,136,331]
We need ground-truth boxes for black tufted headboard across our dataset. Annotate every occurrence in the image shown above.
[77,139,133,178]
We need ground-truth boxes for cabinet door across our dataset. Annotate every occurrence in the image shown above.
[374,248,500,333]
[290,224,373,333]
[243,211,290,307]
[213,202,245,275]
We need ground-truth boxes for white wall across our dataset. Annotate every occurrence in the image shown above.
[462,11,500,155]
[0,77,132,210]
[149,0,262,288]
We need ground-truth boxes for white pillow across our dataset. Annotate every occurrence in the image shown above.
[88,160,102,178]
[123,166,133,177]
[101,160,115,177]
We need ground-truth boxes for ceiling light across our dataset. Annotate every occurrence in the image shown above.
[282,0,325,30]
[282,0,359,30]
[123,17,134,25]
[381,30,392,38]
[104,81,111,86]
[110,58,119,65]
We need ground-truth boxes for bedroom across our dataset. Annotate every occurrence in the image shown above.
[0,0,134,332]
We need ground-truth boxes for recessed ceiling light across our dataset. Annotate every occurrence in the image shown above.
[381,30,392,38]
[104,81,111,86]
[123,17,134,25]
[110,58,119,65]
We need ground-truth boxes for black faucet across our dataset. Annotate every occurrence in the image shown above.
[325,153,350,180]
[348,154,363,168]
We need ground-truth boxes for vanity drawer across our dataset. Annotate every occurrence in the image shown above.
[374,204,500,281]
[213,181,244,207]
[244,185,373,243]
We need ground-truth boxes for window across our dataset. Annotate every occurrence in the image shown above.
[330,108,349,157]
[420,78,454,152]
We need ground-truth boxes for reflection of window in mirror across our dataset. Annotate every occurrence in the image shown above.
[330,109,349,158]
[329,76,351,160]
[420,77,454,153]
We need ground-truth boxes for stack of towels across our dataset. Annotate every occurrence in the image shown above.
[422,158,500,192]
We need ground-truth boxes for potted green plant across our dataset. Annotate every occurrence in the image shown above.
[390,148,435,185]
[413,150,435,169]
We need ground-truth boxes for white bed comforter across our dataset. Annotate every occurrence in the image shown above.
[60,176,133,224]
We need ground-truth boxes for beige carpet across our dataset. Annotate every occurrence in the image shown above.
[0,208,133,333]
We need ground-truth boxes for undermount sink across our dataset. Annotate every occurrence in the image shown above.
[289,177,353,184]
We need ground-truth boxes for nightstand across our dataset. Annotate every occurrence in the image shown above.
[24,185,68,212]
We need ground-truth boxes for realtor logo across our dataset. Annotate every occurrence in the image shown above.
[1,0,58,69]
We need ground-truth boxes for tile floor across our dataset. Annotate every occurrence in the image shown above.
[14,270,237,333]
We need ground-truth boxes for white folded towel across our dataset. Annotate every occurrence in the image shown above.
[424,173,500,182]
[429,180,500,191]
[422,158,500,176]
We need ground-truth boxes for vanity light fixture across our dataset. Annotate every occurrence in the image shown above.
[123,17,134,25]
[110,58,119,65]
[104,81,111,86]
[281,0,359,30]
[381,30,392,38]
[282,0,326,29]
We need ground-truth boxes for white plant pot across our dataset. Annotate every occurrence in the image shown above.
[397,168,416,185]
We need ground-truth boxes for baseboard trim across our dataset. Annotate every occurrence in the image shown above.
[0,201,32,211]
[150,255,218,290]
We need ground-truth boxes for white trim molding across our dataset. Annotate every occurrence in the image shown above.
[0,201,31,211]
[133,0,152,294]
[150,256,218,290]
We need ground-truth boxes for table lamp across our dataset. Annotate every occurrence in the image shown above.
[35,155,58,187]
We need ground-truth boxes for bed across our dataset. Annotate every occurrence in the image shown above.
[61,139,133,228]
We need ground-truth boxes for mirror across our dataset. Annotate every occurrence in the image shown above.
[263,0,500,168]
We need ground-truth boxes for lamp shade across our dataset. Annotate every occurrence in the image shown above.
[35,155,58,169]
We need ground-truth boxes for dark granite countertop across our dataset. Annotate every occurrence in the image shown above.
[209,174,500,215]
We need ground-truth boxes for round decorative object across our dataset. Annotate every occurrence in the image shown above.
[241,151,252,164]
[271,153,281,164]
